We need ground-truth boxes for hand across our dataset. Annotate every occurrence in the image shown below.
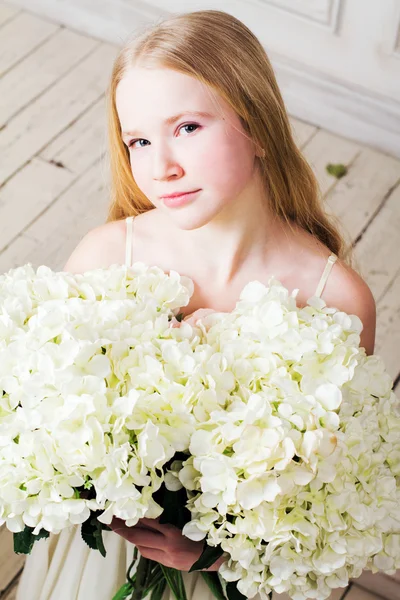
[109,516,226,572]
[171,308,217,329]
[182,308,217,327]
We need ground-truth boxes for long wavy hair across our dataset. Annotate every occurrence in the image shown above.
[105,9,353,265]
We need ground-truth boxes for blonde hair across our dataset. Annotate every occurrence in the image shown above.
[105,9,354,266]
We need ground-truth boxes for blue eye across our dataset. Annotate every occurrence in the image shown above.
[128,123,200,150]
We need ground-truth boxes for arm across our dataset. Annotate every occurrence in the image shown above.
[323,262,376,356]
[62,223,116,273]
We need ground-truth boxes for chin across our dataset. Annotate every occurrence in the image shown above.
[166,203,228,230]
[168,212,216,231]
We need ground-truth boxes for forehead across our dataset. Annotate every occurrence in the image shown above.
[115,67,227,127]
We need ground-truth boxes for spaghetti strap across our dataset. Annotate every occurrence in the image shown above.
[125,215,135,267]
[314,254,338,298]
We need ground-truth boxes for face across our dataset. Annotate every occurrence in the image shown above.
[116,66,261,229]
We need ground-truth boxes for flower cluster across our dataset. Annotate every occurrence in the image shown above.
[0,263,199,535]
[175,279,400,599]
[0,263,399,600]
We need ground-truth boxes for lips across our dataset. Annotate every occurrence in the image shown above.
[160,189,199,199]
[161,189,201,208]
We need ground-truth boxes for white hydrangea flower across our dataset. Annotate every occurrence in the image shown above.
[1,265,399,600]
[179,277,400,599]
[0,263,197,535]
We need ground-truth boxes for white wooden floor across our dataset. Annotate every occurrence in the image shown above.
[0,2,399,599]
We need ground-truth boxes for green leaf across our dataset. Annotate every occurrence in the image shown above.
[80,512,107,557]
[200,572,227,600]
[325,163,348,179]
[14,526,50,555]
[142,564,166,596]
[160,566,188,600]
[111,582,134,600]
[152,453,191,531]
[224,581,247,599]
[188,540,224,573]
[149,578,167,600]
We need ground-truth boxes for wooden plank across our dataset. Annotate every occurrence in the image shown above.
[272,585,347,599]
[0,42,117,186]
[0,11,58,76]
[0,160,109,273]
[2,579,19,600]
[0,1,20,27]
[3,0,165,44]
[0,524,25,594]
[344,582,390,599]
[0,158,73,256]
[39,96,107,175]
[375,271,400,381]
[0,27,98,127]
[325,148,400,244]
[353,182,400,303]
[289,116,317,149]
[351,570,400,600]
[302,129,361,197]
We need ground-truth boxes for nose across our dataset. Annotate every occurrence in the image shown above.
[152,142,184,181]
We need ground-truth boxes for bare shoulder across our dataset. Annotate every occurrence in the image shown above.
[288,224,376,355]
[62,219,124,274]
[318,255,377,356]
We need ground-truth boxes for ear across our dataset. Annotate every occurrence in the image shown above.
[254,143,265,158]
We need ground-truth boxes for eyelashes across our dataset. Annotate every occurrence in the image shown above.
[127,123,200,149]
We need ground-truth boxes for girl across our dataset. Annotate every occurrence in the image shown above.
[16,9,376,600]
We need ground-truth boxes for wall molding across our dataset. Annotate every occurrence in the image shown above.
[271,51,400,158]
[260,0,342,32]
[7,0,169,44]
[8,0,400,158]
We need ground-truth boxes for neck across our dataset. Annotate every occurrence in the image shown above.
[169,172,286,288]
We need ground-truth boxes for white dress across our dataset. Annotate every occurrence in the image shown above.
[16,216,337,600]
[15,522,223,599]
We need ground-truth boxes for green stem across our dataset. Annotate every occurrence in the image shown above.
[159,566,188,600]
[127,547,138,586]
[142,568,166,595]
[130,556,151,600]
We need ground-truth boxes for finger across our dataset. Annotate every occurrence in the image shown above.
[137,547,170,565]
[138,517,174,535]
[110,516,156,531]
[113,524,164,547]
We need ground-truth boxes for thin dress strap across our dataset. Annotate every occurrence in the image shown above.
[314,254,338,298]
[125,215,134,267]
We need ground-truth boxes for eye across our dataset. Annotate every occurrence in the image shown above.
[127,122,200,150]
[128,138,149,149]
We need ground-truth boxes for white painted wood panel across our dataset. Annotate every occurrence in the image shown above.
[0,43,117,186]
[0,27,98,126]
[325,149,400,252]
[0,0,20,26]
[289,116,317,149]
[0,11,58,76]
[39,97,107,176]
[375,273,400,381]
[263,0,340,28]
[302,129,361,198]
[145,0,400,101]
[0,161,109,273]
[7,0,400,158]
[0,525,25,594]
[0,158,73,254]
[353,179,400,303]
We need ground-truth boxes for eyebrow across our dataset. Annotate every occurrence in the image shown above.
[121,111,214,138]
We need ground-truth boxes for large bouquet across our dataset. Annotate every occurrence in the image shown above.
[0,262,399,600]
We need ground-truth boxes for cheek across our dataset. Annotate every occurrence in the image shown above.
[129,154,151,190]
[200,131,255,195]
